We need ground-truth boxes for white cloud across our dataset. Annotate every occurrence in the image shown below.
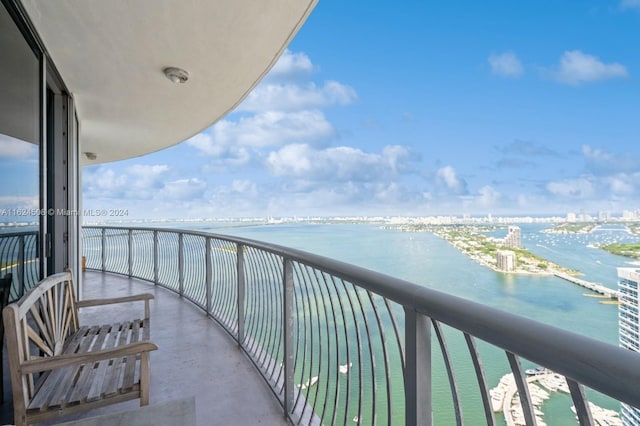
[582,145,612,162]
[265,144,415,183]
[187,49,357,175]
[0,195,38,210]
[161,178,206,201]
[263,50,314,83]
[238,49,356,113]
[0,134,38,159]
[488,52,524,78]
[549,50,628,85]
[127,165,169,195]
[436,166,468,194]
[239,81,356,113]
[186,133,252,166]
[231,179,258,195]
[84,164,169,200]
[83,168,127,196]
[605,175,635,195]
[546,177,595,198]
[582,145,640,175]
[191,110,336,154]
[477,185,501,207]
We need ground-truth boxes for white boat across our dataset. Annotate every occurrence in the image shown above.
[525,367,547,376]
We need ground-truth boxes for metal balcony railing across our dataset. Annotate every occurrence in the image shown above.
[0,230,39,302]
[82,226,640,426]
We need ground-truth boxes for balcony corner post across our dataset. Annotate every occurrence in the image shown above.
[205,237,212,316]
[127,229,133,277]
[18,234,25,297]
[236,244,245,345]
[404,308,432,426]
[101,227,106,272]
[153,231,159,285]
[178,233,184,296]
[283,258,295,417]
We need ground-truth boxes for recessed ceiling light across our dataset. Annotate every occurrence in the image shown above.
[163,67,189,84]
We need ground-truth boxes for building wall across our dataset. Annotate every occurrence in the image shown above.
[503,226,521,249]
[617,268,640,425]
[497,250,517,272]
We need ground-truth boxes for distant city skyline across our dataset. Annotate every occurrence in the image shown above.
[80,1,640,220]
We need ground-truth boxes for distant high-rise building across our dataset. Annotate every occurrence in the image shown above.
[503,226,521,249]
[618,268,640,426]
[496,250,517,272]
[598,211,611,222]
[567,212,577,222]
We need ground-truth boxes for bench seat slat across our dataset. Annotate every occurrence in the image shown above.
[66,324,115,404]
[29,325,90,401]
[87,323,124,402]
[122,320,141,390]
[27,325,99,410]
[27,320,148,412]
[53,325,109,407]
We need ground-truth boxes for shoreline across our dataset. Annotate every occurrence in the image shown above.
[383,223,570,276]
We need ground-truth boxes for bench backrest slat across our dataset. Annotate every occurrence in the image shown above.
[2,271,79,409]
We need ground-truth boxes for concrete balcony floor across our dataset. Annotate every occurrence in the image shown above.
[1,271,288,425]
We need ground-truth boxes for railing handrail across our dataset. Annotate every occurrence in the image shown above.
[0,230,38,239]
[83,225,640,410]
[0,230,39,301]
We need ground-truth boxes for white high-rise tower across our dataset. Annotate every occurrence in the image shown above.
[618,268,640,425]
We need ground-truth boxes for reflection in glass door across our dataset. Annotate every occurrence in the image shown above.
[0,1,42,297]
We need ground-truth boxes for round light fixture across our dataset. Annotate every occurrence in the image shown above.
[163,67,189,84]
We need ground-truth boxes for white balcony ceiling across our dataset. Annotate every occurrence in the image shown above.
[21,0,317,164]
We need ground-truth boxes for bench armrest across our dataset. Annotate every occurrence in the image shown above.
[77,293,154,318]
[20,341,158,374]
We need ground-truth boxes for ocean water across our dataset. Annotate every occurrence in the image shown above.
[155,220,636,424]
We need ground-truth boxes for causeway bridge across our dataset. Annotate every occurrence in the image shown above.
[553,272,620,299]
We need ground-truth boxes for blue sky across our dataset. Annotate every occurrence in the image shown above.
[78,0,640,219]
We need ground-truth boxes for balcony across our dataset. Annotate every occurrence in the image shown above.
[1,270,287,425]
[2,226,640,425]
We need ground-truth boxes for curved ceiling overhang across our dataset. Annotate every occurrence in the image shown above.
[21,0,317,164]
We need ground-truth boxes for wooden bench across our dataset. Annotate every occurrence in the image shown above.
[2,271,158,426]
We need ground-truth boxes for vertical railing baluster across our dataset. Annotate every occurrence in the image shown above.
[404,308,432,426]
[506,352,537,426]
[283,258,294,418]
[18,234,25,297]
[567,379,594,426]
[178,233,184,296]
[127,229,133,277]
[432,320,463,426]
[367,291,393,424]
[237,244,245,345]
[101,227,106,272]
[205,237,212,316]
[153,231,159,285]
[463,333,496,426]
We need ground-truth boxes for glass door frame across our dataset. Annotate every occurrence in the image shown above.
[2,0,80,284]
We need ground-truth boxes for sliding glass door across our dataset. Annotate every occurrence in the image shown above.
[0,1,42,296]
[0,0,78,297]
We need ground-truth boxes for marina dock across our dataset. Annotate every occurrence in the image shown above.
[490,373,622,426]
[553,272,619,299]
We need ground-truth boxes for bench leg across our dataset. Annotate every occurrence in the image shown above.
[140,352,150,406]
